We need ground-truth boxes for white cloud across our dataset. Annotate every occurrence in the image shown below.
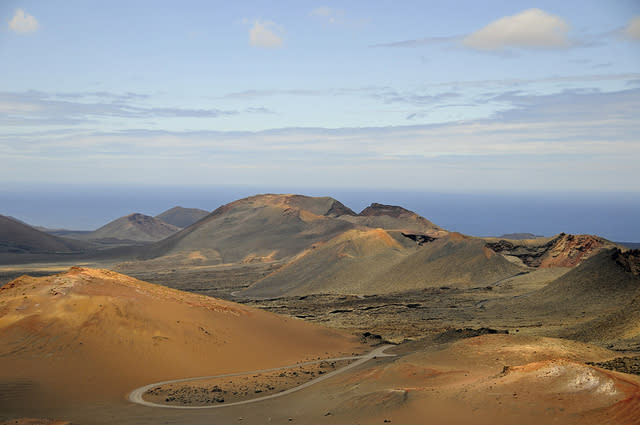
[463,9,569,50]
[8,9,39,34]
[249,20,283,48]
[624,16,640,40]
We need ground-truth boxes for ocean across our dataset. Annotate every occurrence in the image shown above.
[1,184,639,243]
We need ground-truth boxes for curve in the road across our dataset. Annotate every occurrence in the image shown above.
[128,344,395,409]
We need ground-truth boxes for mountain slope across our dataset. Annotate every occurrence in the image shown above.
[0,214,90,254]
[486,249,640,328]
[243,228,417,297]
[0,267,360,408]
[242,233,524,297]
[139,194,357,265]
[367,233,524,291]
[341,203,446,236]
[83,213,180,242]
[518,248,640,312]
[155,206,209,228]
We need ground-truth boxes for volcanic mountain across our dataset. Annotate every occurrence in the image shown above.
[155,206,209,228]
[0,215,90,255]
[139,194,359,265]
[0,267,360,409]
[482,247,640,345]
[79,213,180,243]
[526,248,640,312]
[243,232,524,297]
[242,228,417,297]
[345,202,446,236]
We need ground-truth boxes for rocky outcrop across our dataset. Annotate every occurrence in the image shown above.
[359,203,416,218]
[486,233,614,268]
[615,249,640,276]
[325,200,357,217]
[401,233,437,246]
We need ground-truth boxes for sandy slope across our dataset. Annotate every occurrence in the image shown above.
[0,267,361,410]
[243,228,417,297]
[244,233,525,297]
[297,334,640,425]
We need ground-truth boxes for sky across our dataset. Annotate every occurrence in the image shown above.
[1,1,639,192]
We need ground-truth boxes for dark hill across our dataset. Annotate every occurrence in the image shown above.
[81,213,180,243]
[155,206,209,228]
[0,214,91,254]
[340,203,446,235]
[490,248,640,319]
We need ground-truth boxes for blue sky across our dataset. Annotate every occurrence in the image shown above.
[1,1,639,192]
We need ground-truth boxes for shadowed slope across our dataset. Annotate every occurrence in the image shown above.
[155,206,209,228]
[559,250,640,348]
[0,215,91,254]
[0,267,360,409]
[496,248,640,316]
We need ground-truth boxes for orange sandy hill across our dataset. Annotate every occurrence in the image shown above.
[0,267,360,409]
[324,334,640,425]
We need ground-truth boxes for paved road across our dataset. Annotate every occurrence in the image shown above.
[128,344,395,409]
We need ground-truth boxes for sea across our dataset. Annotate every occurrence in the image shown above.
[1,184,639,243]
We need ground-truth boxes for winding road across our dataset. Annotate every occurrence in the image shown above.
[128,344,395,409]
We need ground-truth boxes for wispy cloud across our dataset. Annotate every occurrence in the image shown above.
[371,90,461,105]
[0,91,271,127]
[8,9,39,34]
[2,88,637,182]
[371,35,460,48]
